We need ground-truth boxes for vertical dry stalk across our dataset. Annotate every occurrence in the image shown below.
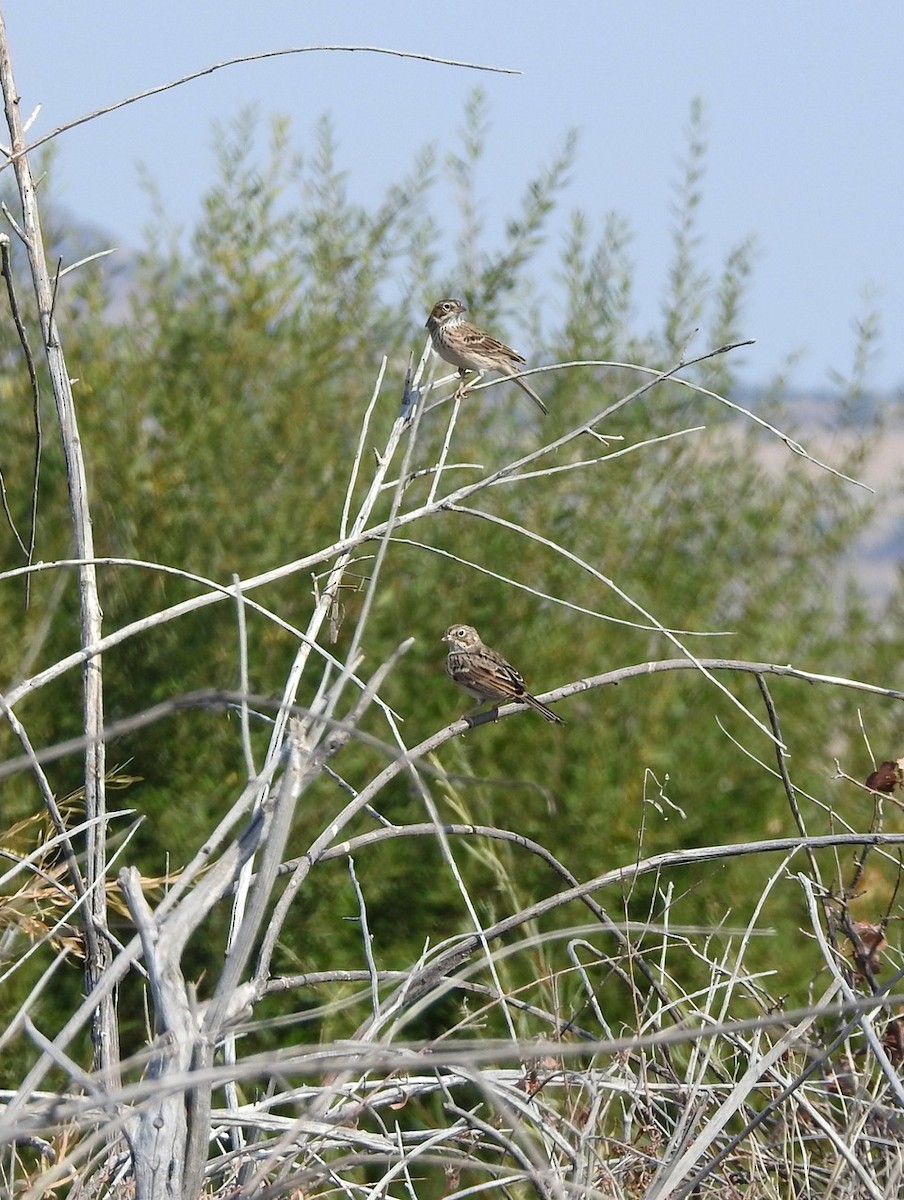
[0,6,118,1081]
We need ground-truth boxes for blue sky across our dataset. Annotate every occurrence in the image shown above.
[4,2,903,391]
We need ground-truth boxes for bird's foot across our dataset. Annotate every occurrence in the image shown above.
[461,706,500,729]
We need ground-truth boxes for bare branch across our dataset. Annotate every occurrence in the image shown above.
[8,47,520,164]
[0,7,116,1085]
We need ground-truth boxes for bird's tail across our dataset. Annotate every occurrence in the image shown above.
[525,693,564,724]
[508,370,549,415]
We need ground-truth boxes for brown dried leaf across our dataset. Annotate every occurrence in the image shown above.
[865,760,903,794]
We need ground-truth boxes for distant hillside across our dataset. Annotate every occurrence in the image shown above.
[734,382,903,599]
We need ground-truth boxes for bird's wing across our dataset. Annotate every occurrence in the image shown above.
[461,329,525,365]
[485,654,528,696]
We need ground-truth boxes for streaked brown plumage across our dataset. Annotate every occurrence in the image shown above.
[442,623,564,724]
[425,298,548,415]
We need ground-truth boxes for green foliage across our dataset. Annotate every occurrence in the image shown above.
[0,94,901,1077]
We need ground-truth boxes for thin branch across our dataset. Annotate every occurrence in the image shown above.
[449,504,783,745]
[347,857,380,1019]
[0,8,116,1083]
[494,425,698,484]
[1,655,901,784]
[755,674,822,886]
[339,354,387,540]
[14,984,904,1135]
[802,874,904,1111]
[253,639,415,986]
[461,350,871,490]
[232,574,255,782]
[0,341,761,713]
[0,232,39,577]
[8,47,520,164]
[57,247,118,279]
[389,537,733,636]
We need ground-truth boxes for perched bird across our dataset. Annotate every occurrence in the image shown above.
[425,298,549,415]
[442,623,564,724]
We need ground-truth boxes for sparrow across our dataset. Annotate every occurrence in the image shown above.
[442,623,564,724]
[425,298,548,415]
